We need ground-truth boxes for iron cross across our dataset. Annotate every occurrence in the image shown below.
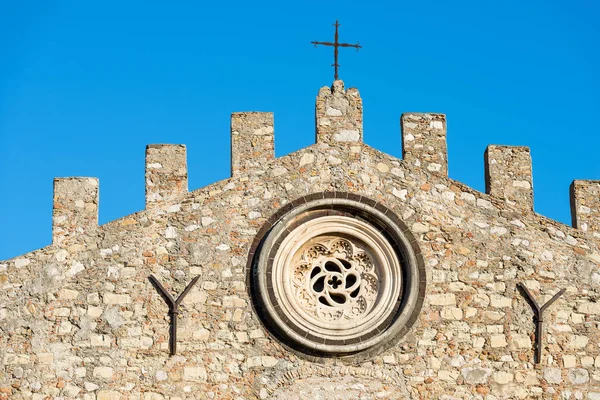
[311,20,361,81]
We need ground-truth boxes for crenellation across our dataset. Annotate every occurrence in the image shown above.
[231,112,275,177]
[315,80,363,144]
[145,144,188,208]
[401,112,448,176]
[484,145,533,210]
[52,177,99,246]
[3,80,600,399]
[570,180,600,236]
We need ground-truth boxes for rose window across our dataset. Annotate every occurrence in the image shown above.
[250,194,425,358]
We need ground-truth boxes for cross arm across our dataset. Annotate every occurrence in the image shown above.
[311,41,335,47]
[338,42,362,49]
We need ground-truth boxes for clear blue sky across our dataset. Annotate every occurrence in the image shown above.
[1,1,599,260]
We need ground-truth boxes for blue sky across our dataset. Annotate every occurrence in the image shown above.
[1,1,599,260]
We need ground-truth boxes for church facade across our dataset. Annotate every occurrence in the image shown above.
[1,80,599,399]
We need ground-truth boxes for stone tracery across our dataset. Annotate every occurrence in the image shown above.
[293,237,378,322]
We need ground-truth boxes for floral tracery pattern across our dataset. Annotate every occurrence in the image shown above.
[293,237,379,322]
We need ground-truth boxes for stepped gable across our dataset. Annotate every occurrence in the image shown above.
[1,80,600,399]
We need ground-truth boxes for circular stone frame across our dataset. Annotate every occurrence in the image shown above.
[248,192,425,359]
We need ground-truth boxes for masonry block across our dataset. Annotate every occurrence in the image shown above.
[485,145,533,210]
[401,113,447,176]
[315,80,363,145]
[145,144,188,208]
[230,112,274,177]
[52,177,99,245]
[570,180,600,236]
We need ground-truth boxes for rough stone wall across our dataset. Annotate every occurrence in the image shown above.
[1,81,600,400]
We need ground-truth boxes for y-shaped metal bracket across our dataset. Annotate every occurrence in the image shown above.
[517,282,565,364]
[149,275,200,355]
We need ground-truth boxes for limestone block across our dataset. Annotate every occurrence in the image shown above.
[429,293,456,306]
[493,371,514,384]
[461,367,491,384]
[512,334,532,349]
[183,366,207,381]
[103,293,131,305]
[440,307,463,320]
[93,366,114,379]
[59,289,79,300]
[97,390,122,400]
[568,368,589,384]
[490,334,508,348]
[544,368,562,384]
[91,334,111,347]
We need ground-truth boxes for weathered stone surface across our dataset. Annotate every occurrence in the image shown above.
[568,368,590,385]
[269,375,407,399]
[93,366,114,379]
[316,80,362,144]
[401,112,447,176]
[231,112,275,177]
[461,367,492,384]
[571,180,600,237]
[183,366,207,381]
[429,293,456,306]
[52,177,98,246]
[97,390,122,400]
[145,144,187,208]
[485,145,533,210]
[2,80,600,399]
[544,367,562,384]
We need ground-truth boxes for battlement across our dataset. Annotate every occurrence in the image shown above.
[38,80,600,248]
[401,113,447,176]
[52,177,98,246]
[484,145,533,210]
[315,80,363,144]
[571,180,600,238]
[145,144,188,208]
[231,112,275,177]
[4,80,600,399]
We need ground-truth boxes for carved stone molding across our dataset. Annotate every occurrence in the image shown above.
[249,192,425,358]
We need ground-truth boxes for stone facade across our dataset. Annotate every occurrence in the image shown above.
[1,80,600,399]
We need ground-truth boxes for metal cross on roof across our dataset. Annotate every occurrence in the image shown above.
[311,20,361,81]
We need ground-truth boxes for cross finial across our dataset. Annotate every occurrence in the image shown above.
[311,20,361,81]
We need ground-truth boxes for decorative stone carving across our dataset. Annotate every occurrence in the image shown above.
[250,193,425,358]
[293,236,378,322]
